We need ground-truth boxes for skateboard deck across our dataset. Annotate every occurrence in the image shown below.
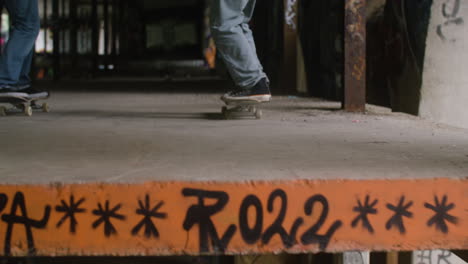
[221,100,263,120]
[0,95,49,116]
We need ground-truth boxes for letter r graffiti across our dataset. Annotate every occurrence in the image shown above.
[182,188,237,253]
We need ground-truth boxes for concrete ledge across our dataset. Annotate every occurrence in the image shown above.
[1,91,468,256]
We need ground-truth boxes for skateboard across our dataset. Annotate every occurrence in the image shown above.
[221,100,263,120]
[0,95,49,117]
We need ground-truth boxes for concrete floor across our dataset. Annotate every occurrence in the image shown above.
[1,88,468,184]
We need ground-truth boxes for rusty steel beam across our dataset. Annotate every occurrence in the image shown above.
[343,0,366,112]
[0,179,466,256]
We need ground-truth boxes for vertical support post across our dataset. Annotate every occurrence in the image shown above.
[386,252,399,264]
[44,0,48,54]
[282,0,298,94]
[70,0,77,71]
[60,0,65,54]
[235,254,303,264]
[343,0,366,112]
[0,2,3,52]
[52,0,60,80]
[111,0,117,66]
[118,0,125,56]
[397,252,413,264]
[103,0,109,71]
[91,0,98,77]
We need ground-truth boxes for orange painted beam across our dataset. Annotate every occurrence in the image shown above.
[0,179,466,256]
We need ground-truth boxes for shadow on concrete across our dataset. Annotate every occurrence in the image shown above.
[266,105,343,113]
[47,110,225,121]
[280,106,342,112]
[37,80,232,95]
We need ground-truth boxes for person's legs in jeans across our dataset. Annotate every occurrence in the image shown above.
[210,0,270,102]
[0,0,40,90]
[240,0,264,76]
[17,49,34,88]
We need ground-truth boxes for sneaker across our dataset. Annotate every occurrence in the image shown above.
[16,84,32,90]
[18,87,49,100]
[221,78,272,103]
[0,86,28,98]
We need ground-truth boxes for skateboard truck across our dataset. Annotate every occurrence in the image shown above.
[222,101,263,120]
[31,101,50,113]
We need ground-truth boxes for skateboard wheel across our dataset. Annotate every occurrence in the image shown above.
[222,106,230,119]
[24,106,33,117]
[255,109,262,119]
[0,107,6,116]
[42,103,50,113]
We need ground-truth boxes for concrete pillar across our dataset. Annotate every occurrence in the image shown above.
[419,0,468,129]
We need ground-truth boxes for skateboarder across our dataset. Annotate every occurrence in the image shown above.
[210,0,271,103]
[0,0,48,99]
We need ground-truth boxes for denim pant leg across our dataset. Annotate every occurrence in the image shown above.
[0,0,40,88]
[18,49,34,86]
[240,0,260,68]
[210,0,267,89]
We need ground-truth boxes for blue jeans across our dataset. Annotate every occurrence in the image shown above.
[0,0,40,89]
[210,0,267,89]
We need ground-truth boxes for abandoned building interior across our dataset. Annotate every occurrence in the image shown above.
[0,0,467,263]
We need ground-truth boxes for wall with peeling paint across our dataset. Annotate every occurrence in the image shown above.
[419,0,468,129]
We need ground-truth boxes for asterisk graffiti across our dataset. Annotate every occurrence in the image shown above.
[132,194,167,238]
[351,195,378,233]
[92,201,126,237]
[424,195,458,233]
[56,195,86,234]
[385,196,413,234]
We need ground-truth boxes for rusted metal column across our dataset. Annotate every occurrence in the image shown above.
[343,0,366,112]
